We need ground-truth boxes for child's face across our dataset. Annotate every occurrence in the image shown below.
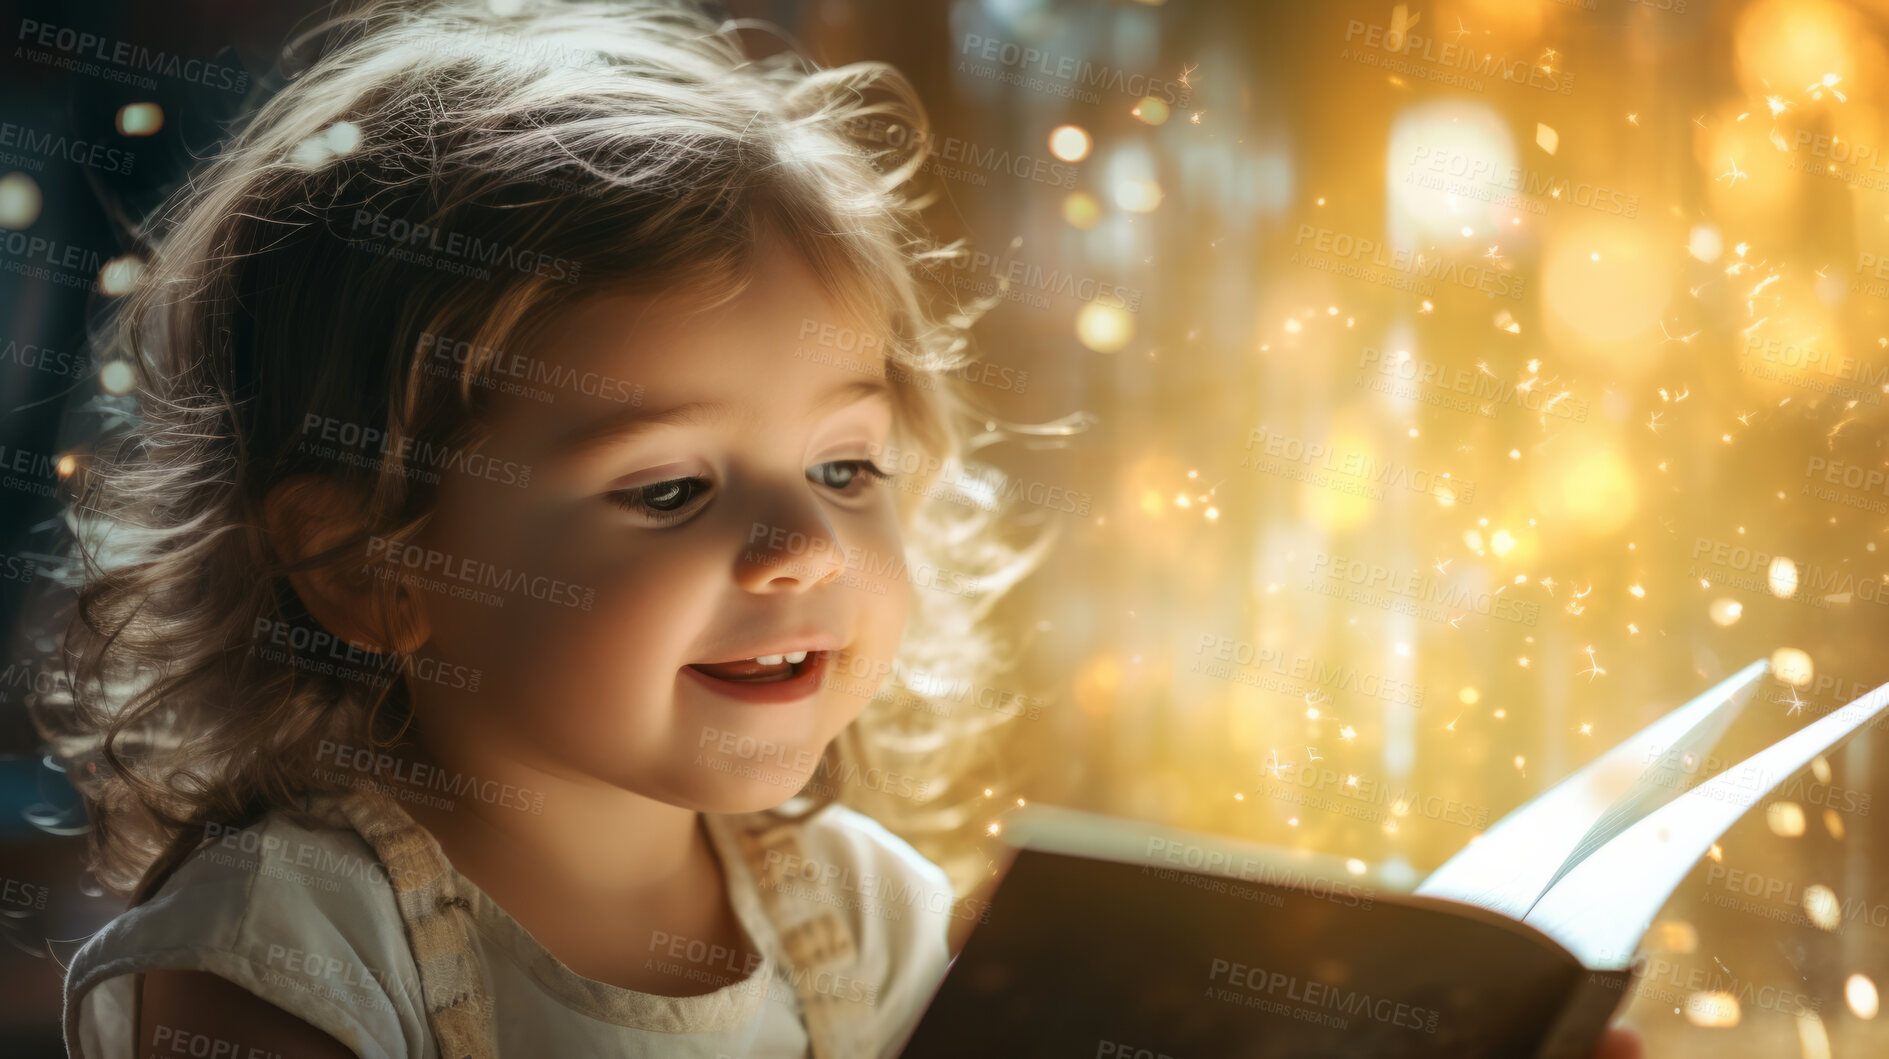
[406,235,914,813]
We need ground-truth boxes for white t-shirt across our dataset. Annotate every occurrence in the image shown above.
[62,791,956,1059]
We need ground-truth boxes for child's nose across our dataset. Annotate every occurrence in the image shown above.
[736,509,846,594]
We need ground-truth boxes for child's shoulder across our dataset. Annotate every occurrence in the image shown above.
[63,807,436,1059]
[794,801,954,894]
[717,801,958,1055]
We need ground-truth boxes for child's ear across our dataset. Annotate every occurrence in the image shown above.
[261,476,430,656]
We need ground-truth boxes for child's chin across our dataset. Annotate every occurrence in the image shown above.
[696,774,823,815]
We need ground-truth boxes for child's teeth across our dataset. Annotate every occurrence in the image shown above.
[783,651,808,664]
[755,654,784,665]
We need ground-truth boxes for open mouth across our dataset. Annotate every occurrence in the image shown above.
[681,650,830,703]
[686,651,815,684]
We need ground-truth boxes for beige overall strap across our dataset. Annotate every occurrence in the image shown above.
[320,789,500,1059]
[735,816,863,1059]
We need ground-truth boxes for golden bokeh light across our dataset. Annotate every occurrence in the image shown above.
[1048,124,1092,163]
[1076,299,1135,353]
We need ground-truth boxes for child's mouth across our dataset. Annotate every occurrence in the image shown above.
[681,650,830,703]
[687,653,807,683]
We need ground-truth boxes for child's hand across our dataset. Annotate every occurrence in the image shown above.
[1593,1027,1642,1059]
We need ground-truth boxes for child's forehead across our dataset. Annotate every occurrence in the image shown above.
[470,275,901,446]
[519,265,896,379]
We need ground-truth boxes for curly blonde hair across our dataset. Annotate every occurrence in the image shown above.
[32,0,1057,904]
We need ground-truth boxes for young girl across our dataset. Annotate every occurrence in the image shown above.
[41,1,1043,1055]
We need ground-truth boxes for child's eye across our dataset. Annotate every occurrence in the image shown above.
[606,477,711,521]
[809,459,893,494]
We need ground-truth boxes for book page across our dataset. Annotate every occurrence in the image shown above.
[1523,677,1889,969]
[1414,660,1769,919]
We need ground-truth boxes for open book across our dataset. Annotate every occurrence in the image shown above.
[898,659,1889,1058]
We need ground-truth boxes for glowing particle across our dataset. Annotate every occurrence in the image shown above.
[1062,192,1101,229]
[1048,125,1091,162]
[1804,885,1840,930]
[1848,975,1879,1020]
[115,102,163,136]
[0,172,43,228]
[1345,858,1366,875]
[1708,598,1743,626]
[1772,647,1813,687]
[290,120,364,168]
[1768,556,1798,598]
[1655,920,1697,952]
[1688,225,1723,262]
[98,254,145,295]
[99,360,136,395]
[1766,801,1806,837]
[1685,992,1740,1028]
[1115,178,1163,213]
[1535,122,1559,155]
[1075,300,1134,353]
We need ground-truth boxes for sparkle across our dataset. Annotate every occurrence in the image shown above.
[1263,751,1293,779]
[1579,645,1607,683]
[1660,321,1701,344]
[1777,686,1807,716]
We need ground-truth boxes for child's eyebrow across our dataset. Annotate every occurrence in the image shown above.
[552,377,892,459]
